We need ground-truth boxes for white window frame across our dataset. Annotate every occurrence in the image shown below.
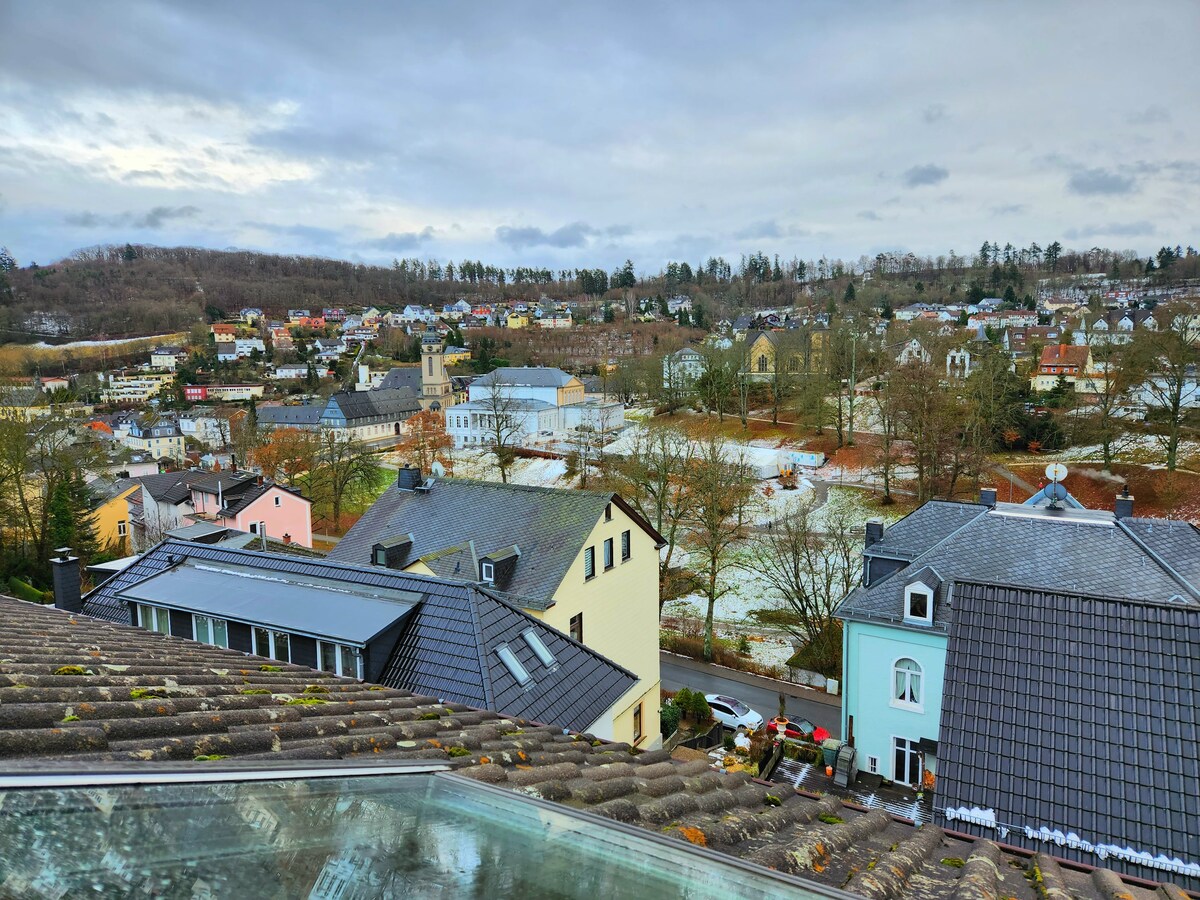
[893,736,922,785]
[620,529,631,561]
[603,538,614,570]
[904,582,934,624]
[891,656,924,712]
[274,495,281,507]
[480,561,495,583]
[138,604,170,634]
[253,628,291,663]
[117,520,127,537]
[192,614,230,649]
[316,640,363,679]
[867,755,879,774]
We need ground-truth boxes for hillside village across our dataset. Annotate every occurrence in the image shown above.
[0,242,1196,895]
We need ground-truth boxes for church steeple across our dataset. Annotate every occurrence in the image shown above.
[420,324,453,410]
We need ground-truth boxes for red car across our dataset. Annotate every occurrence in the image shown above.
[766,717,827,742]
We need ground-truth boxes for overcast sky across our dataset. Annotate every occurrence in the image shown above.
[2,1,1197,272]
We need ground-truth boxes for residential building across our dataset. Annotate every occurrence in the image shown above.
[217,338,266,361]
[179,408,243,449]
[210,323,237,344]
[505,312,530,329]
[537,313,572,329]
[183,384,265,402]
[442,345,471,366]
[88,477,140,555]
[149,346,186,370]
[286,308,311,321]
[322,307,347,321]
[1030,343,1096,392]
[272,363,310,380]
[1001,325,1063,361]
[239,307,264,324]
[836,491,1200,887]
[100,369,175,403]
[662,346,704,388]
[122,415,185,460]
[742,329,825,380]
[445,367,623,449]
[2,593,1189,897]
[123,469,312,549]
[259,387,421,442]
[888,337,932,367]
[75,539,637,740]
[329,472,664,747]
[1073,309,1157,346]
[313,337,346,361]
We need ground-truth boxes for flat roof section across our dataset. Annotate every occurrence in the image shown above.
[117,561,421,644]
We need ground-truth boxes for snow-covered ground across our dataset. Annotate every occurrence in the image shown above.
[26,333,183,350]
[1051,434,1200,467]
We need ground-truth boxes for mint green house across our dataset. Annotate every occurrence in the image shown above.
[836,500,989,786]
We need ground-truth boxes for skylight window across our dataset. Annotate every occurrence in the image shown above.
[522,629,556,668]
[495,644,531,685]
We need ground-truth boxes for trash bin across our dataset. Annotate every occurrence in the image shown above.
[821,737,843,768]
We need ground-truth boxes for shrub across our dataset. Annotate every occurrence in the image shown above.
[723,735,736,751]
[8,577,51,604]
[673,687,693,713]
[686,691,711,722]
[736,634,751,656]
[659,702,681,737]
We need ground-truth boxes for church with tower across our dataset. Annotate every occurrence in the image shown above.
[420,324,455,412]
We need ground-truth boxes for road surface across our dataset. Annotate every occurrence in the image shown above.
[660,659,841,737]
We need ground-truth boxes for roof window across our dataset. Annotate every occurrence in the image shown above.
[495,644,531,686]
[522,629,556,668]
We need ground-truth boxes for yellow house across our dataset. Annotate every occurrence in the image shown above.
[326,477,665,748]
[89,479,140,555]
[506,313,530,330]
[743,328,826,380]
[443,346,472,366]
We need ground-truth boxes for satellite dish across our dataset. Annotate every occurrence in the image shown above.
[1045,462,1068,483]
[1044,482,1069,502]
[431,460,446,477]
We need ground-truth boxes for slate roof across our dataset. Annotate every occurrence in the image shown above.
[839,501,1200,631]
[375,367,421,392]
[938,581,1200,890]
[257,404,323,427]
[327,478,663,608]
[0,598,1185,900]
[327,387,421,423]
[79,540,635,732]
[473,367,575,388]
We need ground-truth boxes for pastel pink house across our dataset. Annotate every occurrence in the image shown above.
[184,472,314,548]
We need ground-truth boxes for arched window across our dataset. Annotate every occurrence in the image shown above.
[757,354,768,373]
[892,658,922,709]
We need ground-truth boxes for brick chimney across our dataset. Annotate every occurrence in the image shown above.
[50,548,82,613]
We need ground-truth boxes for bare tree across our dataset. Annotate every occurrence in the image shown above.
[602,425,697,607]
[1130,302,1200,471]
[869,368,901,504]
[478,379,526,483]
[311,431,378,531]
[685,433,756,660]
[749,495,859,675]
[1081,334,1138,473]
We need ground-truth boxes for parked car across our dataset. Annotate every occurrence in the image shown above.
[766,716,818,740]
[704,695,764,732]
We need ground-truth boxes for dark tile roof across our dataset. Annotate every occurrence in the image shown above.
[328,478,643,606]
[257,404,323,427]
[0,598,1184,899]
[839,501,1200,630]
[375,367,422,392]
[80,541,635,732]
[327,387,421,423]
[937,581,1200,890]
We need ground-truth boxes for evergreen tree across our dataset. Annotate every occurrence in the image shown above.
[843,282,856,302]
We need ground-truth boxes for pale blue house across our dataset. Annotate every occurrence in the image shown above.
[836,486,1186,790]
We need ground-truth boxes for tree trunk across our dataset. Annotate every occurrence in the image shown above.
[703,586,716,662]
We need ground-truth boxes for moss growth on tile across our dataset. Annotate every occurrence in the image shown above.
[302,684,330,694]
[53,665,86,676]
[447,747,471,758]
[417,711,441,720]
[285,697,327,705]
[130,687,167,700]
[61,715,80,722]
[259,664,282,672]
[240,688,271,695]
[941,857,965,868]
[818,813,844,825]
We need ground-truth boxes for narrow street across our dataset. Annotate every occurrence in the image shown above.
[661,658,841,737]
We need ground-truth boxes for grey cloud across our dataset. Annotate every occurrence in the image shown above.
[1063,221,1155,240]
[244,221,347,246]
[922,104,947,124]
[604,224,633,237]
[903,164,949,188]
[1127,105,1170,126]
[65,206,200,230]
[495,221,596,249]
[132,205,200,229]
[1067,167,1136,196]
[991,204,1027,216]
[364,226,435,252]
[857,210,880,221]
[733,220,810,240]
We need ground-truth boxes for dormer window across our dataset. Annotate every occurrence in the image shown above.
[904,583,934,624]
[480,561,495,584]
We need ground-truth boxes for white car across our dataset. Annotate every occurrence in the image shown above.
[705,694,764,732]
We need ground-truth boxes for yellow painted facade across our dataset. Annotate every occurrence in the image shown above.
[93,484,139,556]
[530,505,662,748]
[744,329,826,380]
[555,378,586,406]
[506,313,530,330]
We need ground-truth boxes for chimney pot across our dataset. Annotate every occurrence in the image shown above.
[50,550,82,613]
[864,519,884,549]
[1115,491,1135,519]
[979,487,997,507]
